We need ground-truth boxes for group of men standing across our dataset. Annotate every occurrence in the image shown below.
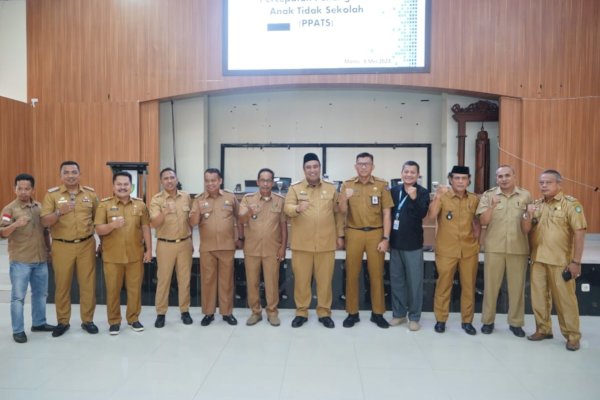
[1,155,587,352]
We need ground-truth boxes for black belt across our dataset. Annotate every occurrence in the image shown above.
[348,226,383,232]
[157,236,191,243]
[53,234,94,244]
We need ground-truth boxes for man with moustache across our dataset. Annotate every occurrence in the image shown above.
[149,168,193,328]
[388,161,430,331]
[95,172,152,334]
[521,169,586,351]
[477,165,531,337]
[284,153,344,328]
[41,161,99,338]
[1,174,55,343]
[238,168,288,327]
[338,152,393,329]
[428,165,480,335]
[189,168,242,326]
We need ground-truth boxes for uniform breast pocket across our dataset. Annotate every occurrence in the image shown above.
[553,210,566,218]
[271,203,283,213]
[297,194,310,203]
[132,209,143,217]
[107,210,121,221]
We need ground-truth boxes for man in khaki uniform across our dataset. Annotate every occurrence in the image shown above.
[284,153,344,329]
[1,173,55,343]
[477,165,531,337]
[41,161,99,338]
[239,168,287,327]
[190,168,242,326]
[95,172,152,335]
[338,152,393,329]
[428,165,480,335]
[149,168,193,328]
[522,169,586,351]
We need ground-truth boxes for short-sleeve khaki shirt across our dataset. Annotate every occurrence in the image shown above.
[435,190,480,258]
[341,176,393,229]
[149,190,192,240]
[530,192,587,266]
[476,186,531,255]
[284,179,344,252]
[95,197,149,263]
[190,190,238,252]
[241,192,286,257]
[41,184,98,240]
[1,199,48,263]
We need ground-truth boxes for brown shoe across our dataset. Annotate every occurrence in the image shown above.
[566,340,580,351]
[527,331,554,341]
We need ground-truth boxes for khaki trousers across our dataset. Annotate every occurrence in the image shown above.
[104,261,143,325]
[434,254,478,323]
[344,228,385,314]
[291,250,335,318]
[481,253,528,326]
[155,239,193,314]
[245,255,279,316]
[200,250,234,316]
[530,262,581,341]
[51,238,97,324]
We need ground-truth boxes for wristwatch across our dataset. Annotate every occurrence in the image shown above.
[382,236,389,241]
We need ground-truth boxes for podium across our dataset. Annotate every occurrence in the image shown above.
[106,162,149,202]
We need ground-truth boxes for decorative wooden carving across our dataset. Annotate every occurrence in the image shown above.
[451,100,498,193]
[475,127,490,192]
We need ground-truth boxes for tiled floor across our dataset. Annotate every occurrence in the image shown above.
[0,304,599,400]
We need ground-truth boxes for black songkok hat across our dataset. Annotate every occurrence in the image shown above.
[450,165,470,175]
[303,153,320,165]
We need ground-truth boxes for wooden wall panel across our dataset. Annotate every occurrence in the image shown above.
[0,97,31,208]
[21,0,600,230]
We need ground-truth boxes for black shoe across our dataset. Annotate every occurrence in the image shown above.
[370,313,390,329]
[291,316,308,328]
[109,324,120,335]
[509,325,526,338]
[31,323,56,332]
[129,321,144,332]
[343,313,360,328]
[461,323,477,335]
[181,312,193,325]
[223,315,238,326]
[13,331,27,343]
[155,315,165,328]
[318,316,335,328]
[481,323,494,334]
[201,314,214,326]
[52,323,70,338]
[434,321,446,333]
[81,322,99,334]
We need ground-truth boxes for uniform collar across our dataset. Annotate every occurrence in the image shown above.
[16,199,37,208]
[59,184,82,194]
[352,175,375,184]
[303,179,322,188]
[494,186,521,197]
[545,191,564,203]
[162,189,181,199]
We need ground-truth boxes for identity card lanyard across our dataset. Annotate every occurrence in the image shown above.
[392,191,408,230]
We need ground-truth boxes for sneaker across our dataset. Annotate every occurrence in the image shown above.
[129,321,144,332]
[181,312,193,325]
[408,321,421,331]
[246,313,263,326]
[267,315,281,327]
[389,317,407,326]
[109,324,120,335]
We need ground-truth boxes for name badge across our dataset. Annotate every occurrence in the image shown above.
[371,196,379,205]
[393,220,400,230]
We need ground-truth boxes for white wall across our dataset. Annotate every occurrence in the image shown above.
[0,0,27,103]
[160,87,498,193]
[159,96,207,193]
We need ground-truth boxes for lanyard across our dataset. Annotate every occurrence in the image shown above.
[395,190,408,220]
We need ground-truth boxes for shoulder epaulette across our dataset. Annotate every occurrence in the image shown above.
[47,186,60,193]
[564,195,577,202]
[101,196,113,202]
[82,185,95,192]
[272,192,284,199]
[484,187,497,194]
[243,192,255,198]
[132,196,143,201]
[223,189,233,194]
[533,198,543,204]
[290,181,302,187]
[344,177,357,183]
[373,176,388,183]
[322,178,334,185]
